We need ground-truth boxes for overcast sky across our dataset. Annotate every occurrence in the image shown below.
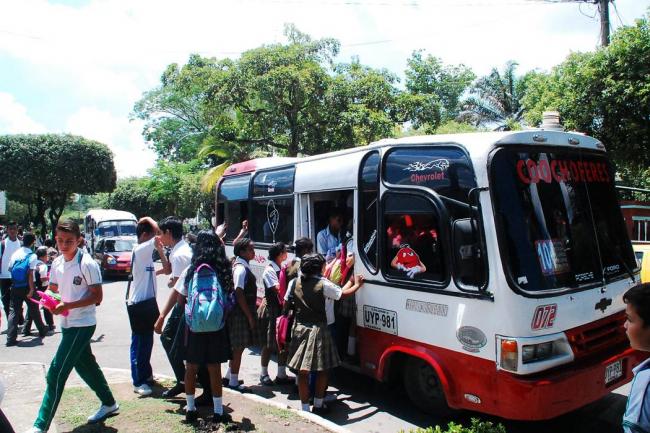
[0,0,648,177]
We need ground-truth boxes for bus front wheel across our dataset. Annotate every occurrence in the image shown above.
[403,357,454,417]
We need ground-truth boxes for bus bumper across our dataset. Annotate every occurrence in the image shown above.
[486,347,646,420]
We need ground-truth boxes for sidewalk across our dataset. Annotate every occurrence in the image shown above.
[0,362,348,433]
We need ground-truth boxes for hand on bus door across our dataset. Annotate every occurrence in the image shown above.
[354,274,365,287]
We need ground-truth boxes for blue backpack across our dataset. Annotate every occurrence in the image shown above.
[11,252,33,289]
[185,264,230,333]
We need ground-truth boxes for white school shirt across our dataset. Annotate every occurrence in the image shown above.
[170,239,193,278]
[286,276,342,325]
[50,249,103,328]
[233,257,250,289]
[174,266,190,297]
[0,238,22,278]
[262,262,281,290]
[128,238,157,304]
[8,247,38,271]
[623,358,650,433]
[34,259,48,286]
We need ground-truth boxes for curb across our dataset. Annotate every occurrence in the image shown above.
[106,368,352,433]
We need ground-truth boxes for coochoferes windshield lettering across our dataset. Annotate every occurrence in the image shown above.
[516,158,610,185]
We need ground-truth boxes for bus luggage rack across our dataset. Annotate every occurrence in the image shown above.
[566,312,628,359]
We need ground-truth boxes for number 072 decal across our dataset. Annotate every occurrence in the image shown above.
[531,304,557,330]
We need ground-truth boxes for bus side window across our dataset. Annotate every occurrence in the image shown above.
[217,174,251,242]
[383,193,446,284]
[359,151,379,272]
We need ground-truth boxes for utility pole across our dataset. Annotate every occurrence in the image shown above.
[598,0,610,46]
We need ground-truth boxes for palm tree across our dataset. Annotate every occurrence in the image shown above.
[460,61,525,131]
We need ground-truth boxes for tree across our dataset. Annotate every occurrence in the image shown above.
[461,61,527,130]
[0,134,116,236]
[404,51,475,128]
[521,14,650,172]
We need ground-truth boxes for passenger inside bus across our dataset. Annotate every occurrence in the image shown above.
[316,208,344,263]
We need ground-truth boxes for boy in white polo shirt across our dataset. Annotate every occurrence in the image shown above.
[27,220,117,433]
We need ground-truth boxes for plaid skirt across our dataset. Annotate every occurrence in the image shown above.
[227,309,258,350]
[257,299,280,349]
[288,321,340,372]
[335,294,357,319]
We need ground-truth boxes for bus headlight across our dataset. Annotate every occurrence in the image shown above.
[522,341,554,364]
[497,333,574,374]
[106,256,117,265]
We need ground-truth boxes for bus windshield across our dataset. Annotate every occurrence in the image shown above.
[491,148,636,293]
[97,220,137,237]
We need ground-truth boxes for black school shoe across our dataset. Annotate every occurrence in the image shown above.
[185,410,198,423]
[311,404,331,416]
[162,382,185,398]
[212,412,232,424]
[195,393,212,406]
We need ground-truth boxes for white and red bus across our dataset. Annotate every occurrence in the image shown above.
[215,129,644,420]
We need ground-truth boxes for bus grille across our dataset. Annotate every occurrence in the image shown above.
[565,312,628,359]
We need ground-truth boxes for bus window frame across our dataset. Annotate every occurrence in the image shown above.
[249,166,296,248]
[380,143,490,296]
[487,145,632,299]
[358,150,380,275]
[216,173,253,246]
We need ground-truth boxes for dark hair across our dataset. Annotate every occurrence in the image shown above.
[624,283,650,328]
[56,219,81,237]
[136,220,156,238]
[294,237,314,258]
[328,208,343,219]
[36,246,48,258]
[234,237,253,257]
[300,253,326,276]
[268,242,287,262]
[184,231,233,293]
[44,238,54,248]
[159,216,183,240]
[22,232,36,247]
[7,221,16,228]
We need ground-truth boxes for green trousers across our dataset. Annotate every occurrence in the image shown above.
[34,325,115,431]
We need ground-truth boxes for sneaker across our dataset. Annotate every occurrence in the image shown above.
[87,402,119,423]
[23,427,45,433]
[212,412,232,424]
[185,410,198,423]
[134,383,152,396]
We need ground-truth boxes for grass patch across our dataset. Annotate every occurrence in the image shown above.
[256,406,297,421]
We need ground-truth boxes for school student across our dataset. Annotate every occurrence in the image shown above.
[127,217,167,396]
[22,246,54,335]
[257,242,292,386]
[154,216,194,398]
[6,233,47,346]
[287,253,364,414]
[26,220,117,433]
[225,237,258,392]
[622,283,650,433]
[174,231,232,424]
[0,221,21,324]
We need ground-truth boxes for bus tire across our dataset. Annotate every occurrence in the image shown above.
[403,357,454,418]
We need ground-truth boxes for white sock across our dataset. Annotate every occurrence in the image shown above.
[261,366,269,377]
[225,368,231,380]
[301,402,310,412]
[186,394,196,411]
[347,337,356,356]
[213,396,223,415]
[277,365,287,378]
[314,397,324,408]
[229,374,239,387]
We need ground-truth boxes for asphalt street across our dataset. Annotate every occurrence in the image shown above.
[0,271,632,433]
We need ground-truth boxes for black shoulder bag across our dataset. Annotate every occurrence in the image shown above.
[125,251,160,334]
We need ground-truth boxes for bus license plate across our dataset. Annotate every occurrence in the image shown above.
[363,305,398,335]
[605,360,623,384]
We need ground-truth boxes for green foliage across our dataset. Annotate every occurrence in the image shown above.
[461,61,527,130]
[405,50,476,125]
[521,14,650,170]
[0,134,116,236]
[400,418,506,433]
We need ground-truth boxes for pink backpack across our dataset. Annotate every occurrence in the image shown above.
[275,314,293,350]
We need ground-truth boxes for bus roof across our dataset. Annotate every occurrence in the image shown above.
[222,130,604,179]
[85,209,137,223]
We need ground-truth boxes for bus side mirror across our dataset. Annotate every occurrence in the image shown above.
[452,218,486,288]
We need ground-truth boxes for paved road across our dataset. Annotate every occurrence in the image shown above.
[0,271,631,433]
